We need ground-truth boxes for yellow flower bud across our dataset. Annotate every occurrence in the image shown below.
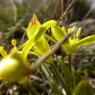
[0,52,31,82]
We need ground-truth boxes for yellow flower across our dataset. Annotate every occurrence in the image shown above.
[51,25,95,55]
[11,39,17,46]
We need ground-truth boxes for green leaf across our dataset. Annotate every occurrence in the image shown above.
[74,35,95,48]
[72,79,94,95]
[42,64,62,95]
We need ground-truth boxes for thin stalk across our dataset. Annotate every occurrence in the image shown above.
[68,55,73,95]
[50,61,65,87]
[67,55,76,95]
[59,0,76,21]
[42,63,62,95]
[68,55,73,72]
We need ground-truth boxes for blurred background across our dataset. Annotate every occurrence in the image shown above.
[0,0,95,51]
[0,0,95,30]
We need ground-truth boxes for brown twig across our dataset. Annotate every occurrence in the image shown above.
[59,0,76,21]
[61,0,64,19]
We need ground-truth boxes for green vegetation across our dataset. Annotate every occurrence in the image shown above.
[0,0,95,95]
[0,14,95,95]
